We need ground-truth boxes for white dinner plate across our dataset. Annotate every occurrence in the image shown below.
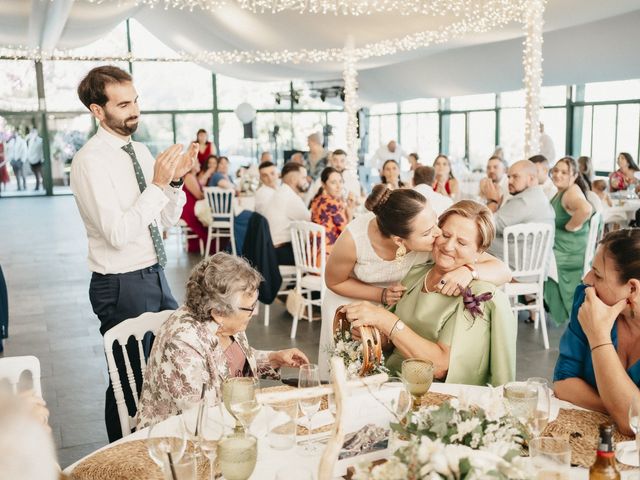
[616,440,639,467]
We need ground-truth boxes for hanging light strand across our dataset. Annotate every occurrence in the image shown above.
[523,0,545,158]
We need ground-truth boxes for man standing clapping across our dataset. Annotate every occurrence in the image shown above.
[71,66,196,441]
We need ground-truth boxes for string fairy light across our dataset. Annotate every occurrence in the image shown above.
[523,0,546,158]
[341,39,359,194]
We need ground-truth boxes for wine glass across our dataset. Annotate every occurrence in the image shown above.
[629,391,640,466]
[298,364,322,455]
[223,377,259,433]
[200,407,226,480]
[527,377,551,437]
[146,419,187,474]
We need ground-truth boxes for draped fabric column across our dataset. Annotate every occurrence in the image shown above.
[342,43,361,195]
[523,0,546,158]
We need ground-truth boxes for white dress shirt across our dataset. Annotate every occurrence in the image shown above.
[263,183,311,245]
[71,125,186,274]
[26,133,44,165]
[6,136,27,163]
[541,177,557,200]
[254,184,276,216]
[540,133,556,164]
[369,144,408,171]
[412,184,453,217]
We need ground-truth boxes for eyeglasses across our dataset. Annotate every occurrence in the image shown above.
[238,300,258,315]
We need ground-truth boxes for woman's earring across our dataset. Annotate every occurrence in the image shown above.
[395,243,407,262]
[627,299,635,319]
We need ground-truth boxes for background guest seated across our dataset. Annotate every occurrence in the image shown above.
[342,200,516,386]
[529,154,557,200]
[412,165,453,217]
[198,154,217,186]
[136,253,309,429]
[432,154,459,199]
[181,159,211,253]
[255,160,279,216]
[479,155,510,210]
[310,167,354,256]
[208,156,235,189]
[592,179,613,208]
[554,229,640,435]
[263,161,311,266]
[609,152,639,192]
[379,159,405,190]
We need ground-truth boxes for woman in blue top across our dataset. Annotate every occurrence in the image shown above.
[554,228,640,436]
[208,156,235,189]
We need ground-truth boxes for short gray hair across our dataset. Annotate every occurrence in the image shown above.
[185,253,262,321]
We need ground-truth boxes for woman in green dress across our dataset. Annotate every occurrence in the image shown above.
[544,157,593,326]
[343,201,516,386]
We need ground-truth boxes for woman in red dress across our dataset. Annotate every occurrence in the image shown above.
[196,129,215,170]
[181,160,215,253]
[0,143,9,191]
[432,154,459,199]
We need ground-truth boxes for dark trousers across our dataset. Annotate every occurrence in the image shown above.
[0,265,8,353]
[31,161,43,190]
[89,263,178,442]
[275,242,295,266]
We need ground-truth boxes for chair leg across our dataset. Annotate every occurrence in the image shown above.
[307,291,313,322]
[198,239,204,256]
[264,304,270,326]
[216,235,220,253]
[538,296,550,350]
[205,229,213,259]
[290,311,299,339]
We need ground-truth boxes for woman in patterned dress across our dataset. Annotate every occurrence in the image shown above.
[136,253,309,429]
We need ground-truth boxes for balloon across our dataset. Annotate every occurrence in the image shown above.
[235,102,256,124]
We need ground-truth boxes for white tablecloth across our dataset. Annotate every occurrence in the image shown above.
[64,383,635,479]
[603,198,640,224]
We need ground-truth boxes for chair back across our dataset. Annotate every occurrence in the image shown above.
[503,223,554,282]
[0,355,42,397]
[290,221,326,277]
[583,212,603,277]
[103,310,173,437]
[203,187,234,226]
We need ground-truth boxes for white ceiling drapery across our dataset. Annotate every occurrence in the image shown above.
[1,0,640,103]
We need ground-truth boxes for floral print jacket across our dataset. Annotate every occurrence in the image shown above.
[136,306,280,429]
[310,192,348,256]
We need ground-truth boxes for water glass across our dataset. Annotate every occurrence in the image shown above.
[503,381,538,424]
[147,420,187,471]
[267,399,298,450]
[527,377,551,436]
[223,377,259,433]
[401,358,434,409]
[373,377,412,421]
[218,433,258,480]
[171,451,197,480]
[200,407,226,480]
[298,364,322,455]
[529,437,571,480]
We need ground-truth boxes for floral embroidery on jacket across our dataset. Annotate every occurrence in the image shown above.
[136,306,279,429]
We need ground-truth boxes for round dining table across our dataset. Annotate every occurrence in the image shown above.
[64,382,637,479]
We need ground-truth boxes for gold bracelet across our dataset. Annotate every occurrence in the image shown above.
[590,342,613,353]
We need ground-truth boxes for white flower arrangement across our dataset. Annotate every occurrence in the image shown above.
[328,329,388,378]
[355,390,530,479]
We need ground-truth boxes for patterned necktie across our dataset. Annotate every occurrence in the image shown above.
[121,143,167,268]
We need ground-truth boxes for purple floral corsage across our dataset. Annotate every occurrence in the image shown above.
[459,284,493,319]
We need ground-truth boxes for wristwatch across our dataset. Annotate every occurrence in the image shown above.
[169,178,184,188]
[463,264,479,280]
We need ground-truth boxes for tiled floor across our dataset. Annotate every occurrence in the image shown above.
[0,195,565,468]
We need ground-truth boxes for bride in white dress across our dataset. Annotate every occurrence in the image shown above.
[318,185,511,379]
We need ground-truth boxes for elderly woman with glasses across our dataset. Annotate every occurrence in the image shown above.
[136,253,309,429]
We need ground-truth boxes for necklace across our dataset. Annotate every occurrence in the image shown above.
[422,269,440,293]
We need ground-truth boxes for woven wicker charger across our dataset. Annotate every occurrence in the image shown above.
[541,408,637,470]
[70,440,211,480]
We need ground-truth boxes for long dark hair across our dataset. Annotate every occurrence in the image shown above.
[380,159,405,188]
[364,185,426,238]
[312,166,341,204]
[433,154,455,180]
[196,128,208,143]
[556,156,589,196]
[619,152,640,172]
[599,228,640,283]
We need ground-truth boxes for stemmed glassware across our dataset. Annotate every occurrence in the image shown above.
[298,364,322,455]
[527,377,551,437]
[503,381,538,426]
[200,407,226,480]
[629,391,640,466]
[146,419,188,476]
[222,377,260,434]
